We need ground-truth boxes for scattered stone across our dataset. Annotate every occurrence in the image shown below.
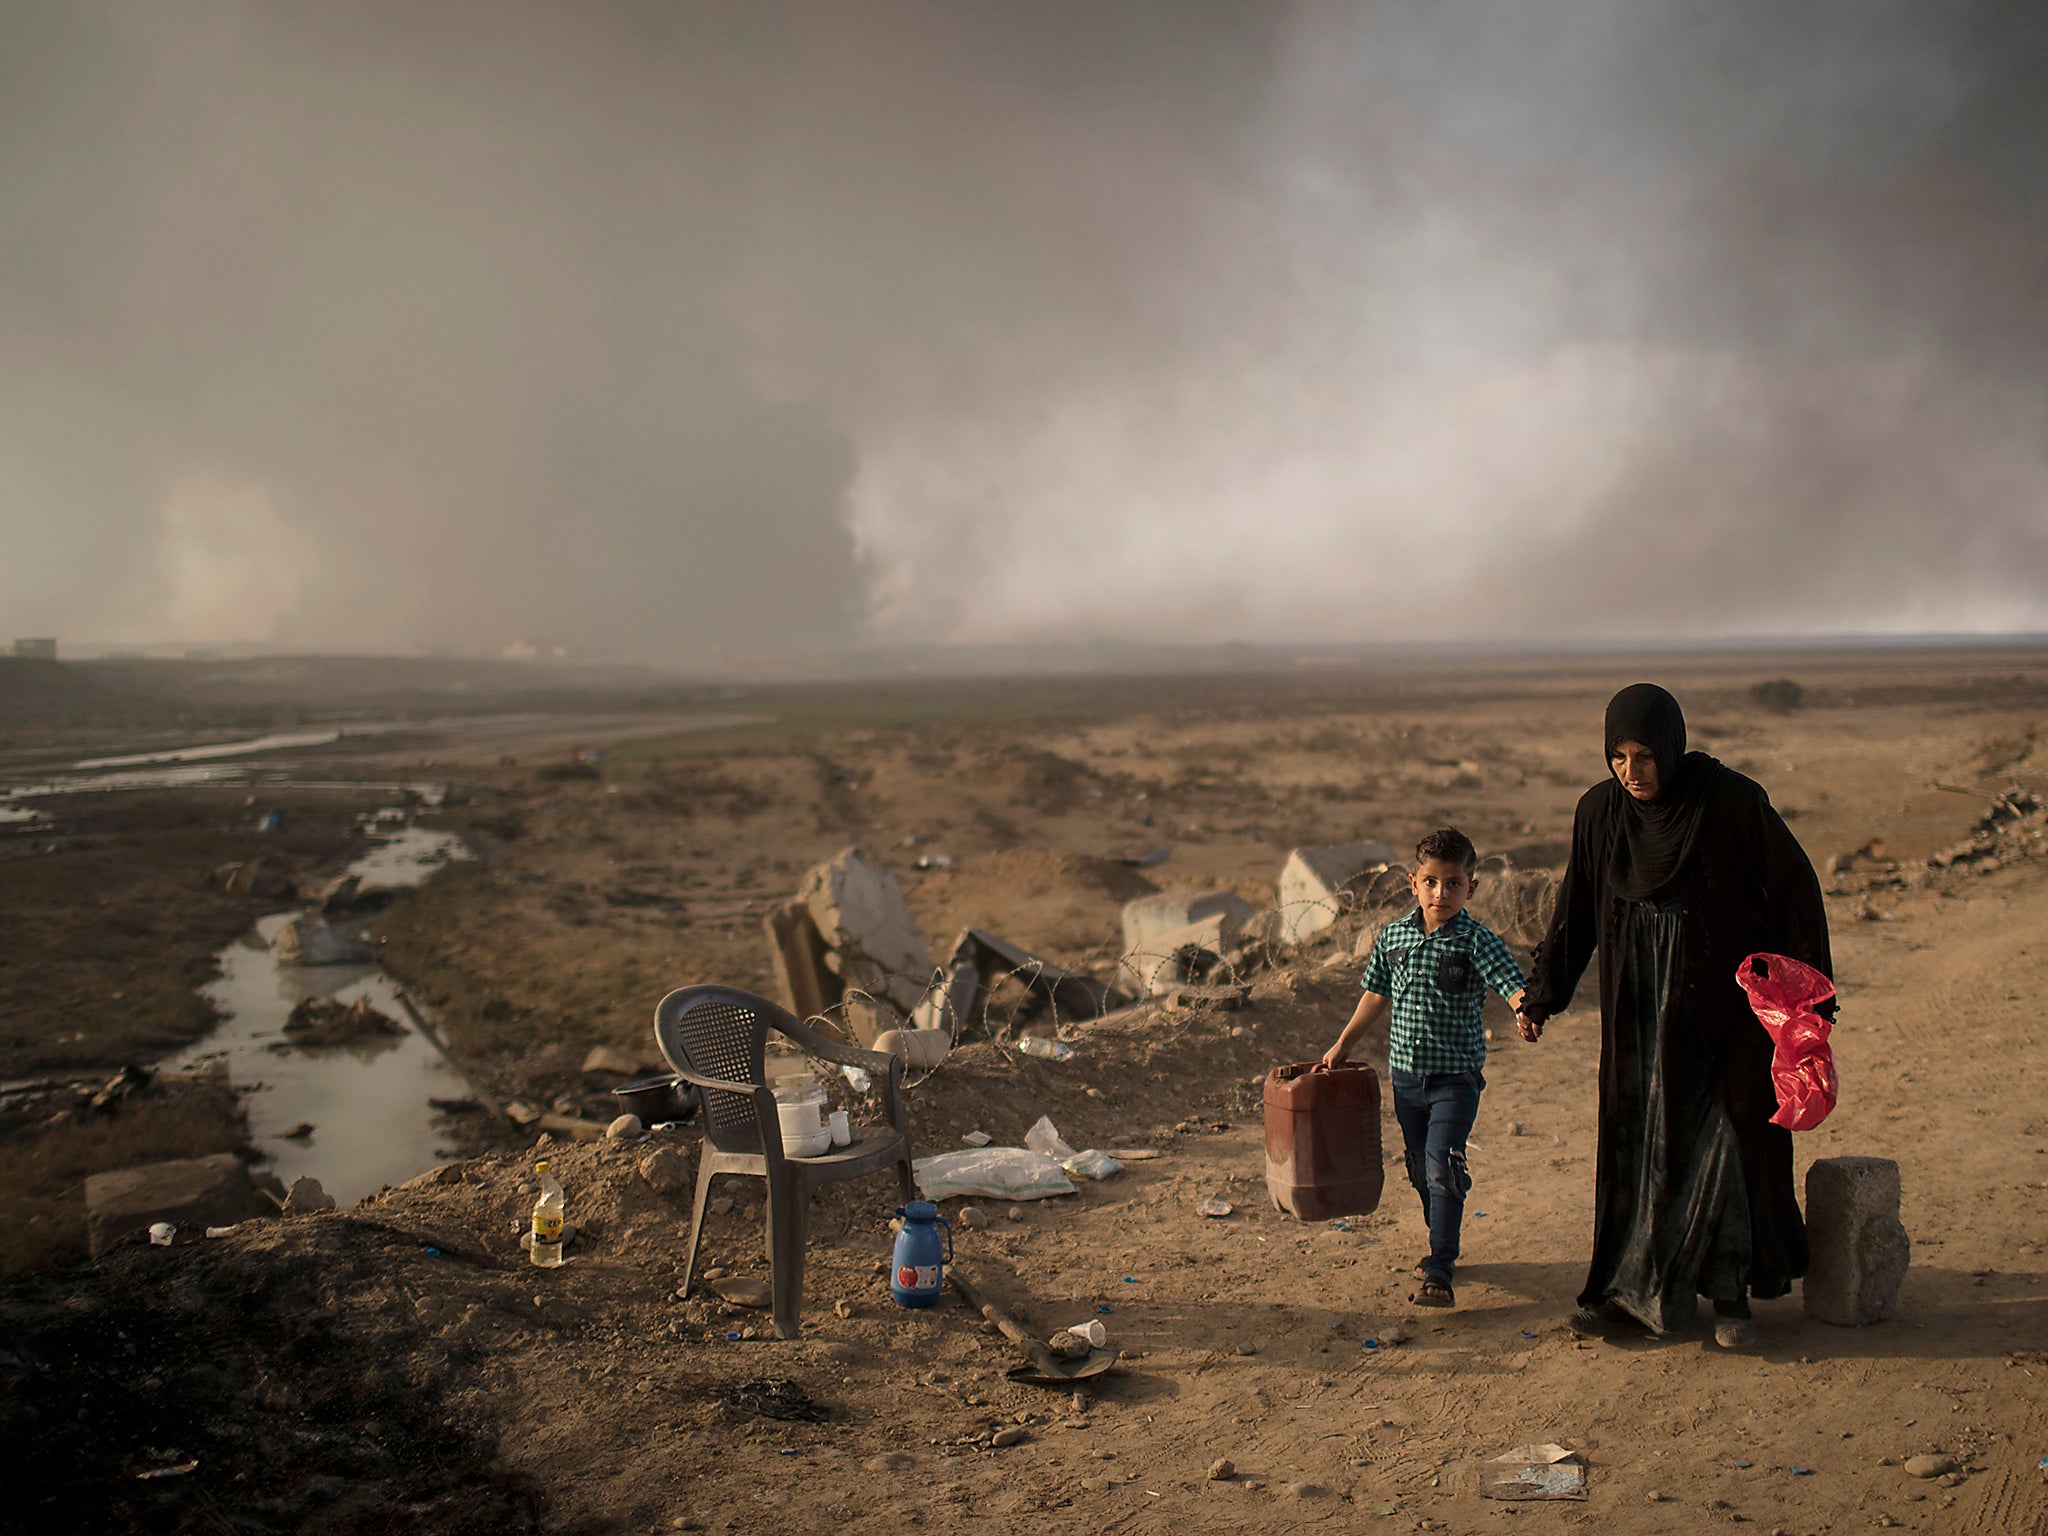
[278,1122,314,1140]
[1507,1122,1524,1137]
[708,1196,735,1217]
[639,1147,690,1193]
[1047,1330,1092,1360]
[834,1299,856,1320]
[863,1453,914,1473]
[1381,1323,1410,1345]
[1805,1156,1911,1325]
[1646,1491,1666,1503]
[607,1113,644,1141]
[1007,1206,1024,1222]
[1282,1481,1325,1499]
[709,1276,772,1308]
[1196,1196,1234,1218]
[958,1206,989,1230]
[1234,1341,1258,1356]
[583,1044,644,1076]
[1208,1458,1235,1481]
[701,1265,730,1281]
[1904,1454,1955,1479]
[282,1176,337,1215]
[990,1426,1029,1448]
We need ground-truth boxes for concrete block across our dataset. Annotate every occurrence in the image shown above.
[798,849,933,1013]
[1804,1155,1910,1325]
[1122,912,1237,996]
[1119,889,1254,959]
[84,1154,274,1255]
[1277,841,1394,946]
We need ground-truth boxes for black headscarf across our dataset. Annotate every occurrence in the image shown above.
[1603,683,1720,900]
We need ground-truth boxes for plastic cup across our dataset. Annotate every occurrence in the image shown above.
[829,1108,851,1147]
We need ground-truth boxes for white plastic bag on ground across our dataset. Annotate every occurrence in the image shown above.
[1023,1115,1124,1182]
[913,1147,1078,1201]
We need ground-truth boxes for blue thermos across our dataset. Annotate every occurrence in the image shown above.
[891,1200,952,1308]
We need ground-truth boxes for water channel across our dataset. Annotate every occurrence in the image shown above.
[173,822,476,1203]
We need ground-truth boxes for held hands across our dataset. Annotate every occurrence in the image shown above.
[1511,989,1543,1043]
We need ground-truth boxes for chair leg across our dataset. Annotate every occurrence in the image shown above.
[680,1155,717,1299]
[895,1156,916,1205]
[768,1182,809,1341]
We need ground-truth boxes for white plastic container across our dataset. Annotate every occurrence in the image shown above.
[774,1081,831,1158]
[828,1108,851,1147]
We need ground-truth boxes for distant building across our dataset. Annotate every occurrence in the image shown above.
[11,637,56,659]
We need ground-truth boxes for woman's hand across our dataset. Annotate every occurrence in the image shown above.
[1511,988,1542,1042]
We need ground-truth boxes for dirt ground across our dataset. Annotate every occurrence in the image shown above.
[4,649,2047,1534]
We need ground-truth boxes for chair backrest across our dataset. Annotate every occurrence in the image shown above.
[653,986,782,1155]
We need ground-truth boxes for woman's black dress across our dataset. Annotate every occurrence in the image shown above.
[1524,761,1832,1332]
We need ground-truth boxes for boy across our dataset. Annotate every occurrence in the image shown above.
[1321,828,1530,1308]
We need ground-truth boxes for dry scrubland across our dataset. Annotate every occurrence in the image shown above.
[3,650,2047,1535]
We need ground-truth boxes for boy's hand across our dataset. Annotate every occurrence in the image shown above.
[1319,1042,1349,1070]
[1514,1007,1542,1043]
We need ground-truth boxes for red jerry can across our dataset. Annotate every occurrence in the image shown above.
[1263,1062,1384,1220]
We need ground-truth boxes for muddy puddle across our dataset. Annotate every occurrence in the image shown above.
[174,821,476,1203]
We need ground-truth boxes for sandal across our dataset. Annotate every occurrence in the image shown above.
[1411,1277,1455,1308]
[1565,1307,1606,1338]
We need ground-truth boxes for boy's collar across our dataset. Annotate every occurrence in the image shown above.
[1400,906,1471,934]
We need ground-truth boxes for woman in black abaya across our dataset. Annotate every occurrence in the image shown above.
[1519,684,1831,1348]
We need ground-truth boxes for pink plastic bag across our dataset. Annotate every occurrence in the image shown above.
[1735,952,1838,1131]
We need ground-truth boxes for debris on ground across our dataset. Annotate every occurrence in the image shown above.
[282,996,404,1045]
[726,1378,828,1422]
[1478,1444,1586,1501]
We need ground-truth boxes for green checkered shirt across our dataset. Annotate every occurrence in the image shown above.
[1360,909,1527,1076]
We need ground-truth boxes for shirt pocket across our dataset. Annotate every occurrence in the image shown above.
[1435,948,1477,997]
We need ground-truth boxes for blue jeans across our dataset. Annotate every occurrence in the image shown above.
[1390,1067,1483,1283]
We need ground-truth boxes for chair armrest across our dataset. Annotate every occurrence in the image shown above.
[671,1066,756,1095]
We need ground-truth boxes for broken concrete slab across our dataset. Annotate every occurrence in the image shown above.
[1120,889,1255,959]
[1277,841,1394,946]
[798,848,933,1014]
[85,1153,275,1255]
[1122,911,1241,996]
[1804,1155,1910,1325]
[763,900,838,1020]
[910,927,1127,1035]
[282,1175,337,1215]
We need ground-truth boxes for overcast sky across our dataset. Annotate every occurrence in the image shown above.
[4,1,2045,660]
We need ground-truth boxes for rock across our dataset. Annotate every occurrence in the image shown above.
[278,1122,315,1140]
[282,1175,337,1215]
[1904,1454,1955,1479]
[271,916,375,966]
[83,1153,275,1256]
[607,1113,644,1140]
[834,1299,856,1320]
[1047,1330,1092,1360]
[702,1266,730,1281]
[283,996,403,1045]
[798,848,934,1013]
[863,1453,914,1472]
[1282,1481,1325,1499]
[583,1044,643,1076]
[1208,1458,1235,1481]
[709,1276,772,1308]
[1007,1205,1024,1222]
[1805,1156,1911,1325]
[400,1162,465,1191]
[1277,841,1393,945]
[707,1196,735,1217]
[958,1205,989,1230]
[639,1147,690,1194]
[990,1426,1029,1448]
[1381,1324,1410,1345]
[1234,1341,1258,1356]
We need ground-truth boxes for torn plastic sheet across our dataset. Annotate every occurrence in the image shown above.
[1024,1115,1124,1181]
[913,1146,1078,1201]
